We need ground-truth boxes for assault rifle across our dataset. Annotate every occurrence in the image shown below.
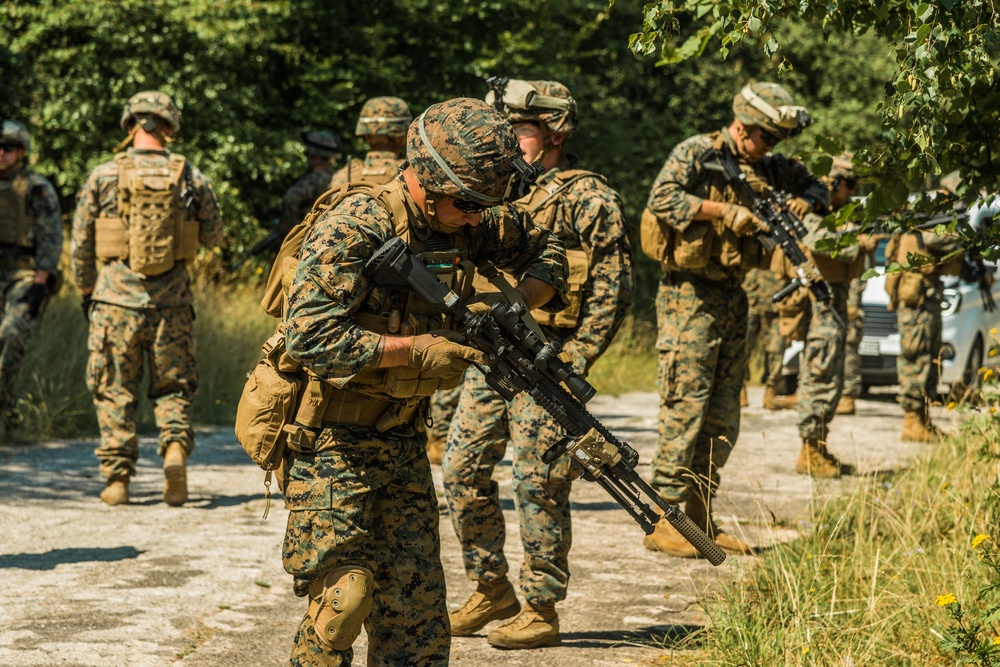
[364,236,727,566]
[701,146,844,327]
[229,219,282,272]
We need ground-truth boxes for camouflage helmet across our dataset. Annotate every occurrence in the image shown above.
[829,151,855,180]
[301,130,341,158]
[733,82,811,139]
[120,90,182,133]
[355,97,413,137]
[485,78,578,135]
[0,120,30,151]
[407,98,530,205]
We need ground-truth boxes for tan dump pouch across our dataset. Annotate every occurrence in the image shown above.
[173,218,200,263]
[672,220,713,270]
[95,216,129,261]
[320,389,422,436]
[235,334,303,471]
[777,288,810,342]
[896,271,927,309]
[639,208,673,266]
[531,248,588,329]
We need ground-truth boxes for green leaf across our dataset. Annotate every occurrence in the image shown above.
[748,16,762,32]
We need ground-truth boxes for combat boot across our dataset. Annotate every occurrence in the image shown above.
[487,601,560,650]
[163,442,188,506]
[684,495,753,555]
[901,411,948,442]
[763,387,797,411]
[100,477,130,506]
[835,395,856,415]
[449,579,521,636]
[642,513,699,558]
[795,438,842,478]
[739,385,748,408]
[426,432,445,466]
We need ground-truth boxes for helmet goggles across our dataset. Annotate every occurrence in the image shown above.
[740,85,811,138]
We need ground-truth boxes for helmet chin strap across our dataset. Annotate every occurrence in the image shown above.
[420,186,453,233]
[734,123,760,163]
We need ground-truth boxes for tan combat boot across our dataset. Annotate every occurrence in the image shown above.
[426,432,445,466]
[449,579,521,636]
[795,438,843,478]
[901,411,947,442]
[642,513,699,558]
[684,495,753,555]
[487,601,560,650]
[163,442,188,506]
[763,387,798,410]
[835,395,856,415]
[100,477,130,506]
[739,385,749,408]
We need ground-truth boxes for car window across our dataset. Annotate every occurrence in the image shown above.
[875,238,889,265]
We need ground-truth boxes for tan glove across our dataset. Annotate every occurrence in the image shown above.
[409,330,485,379]
[787,197,813,218]
[721,203,767,236]
[558,348,588,376]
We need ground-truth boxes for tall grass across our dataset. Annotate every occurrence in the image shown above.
[671,389,1000,666]
[588,315,658,395]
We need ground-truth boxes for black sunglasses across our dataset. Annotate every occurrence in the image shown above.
[758,129,781,147]
[0,143,20,152]
[453,198,489,214]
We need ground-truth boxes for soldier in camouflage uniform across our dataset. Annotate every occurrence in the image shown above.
[71,91,224,506]
[441,80,634,649]
[643,82,827,557]
[274,131,341,241]
[278,97,568,667]
[742,267,793,409]
[0,120,63,434]
[328,96,411,190]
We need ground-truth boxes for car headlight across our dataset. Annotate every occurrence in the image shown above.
[941,288,961,317]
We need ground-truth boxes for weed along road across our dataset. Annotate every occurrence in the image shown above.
[0,387,943,666]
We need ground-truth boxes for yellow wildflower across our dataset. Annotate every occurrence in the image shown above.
[947,401,957,410]
[972,534,990,549]
[994,637,1000,646]
[936,593,958,607]
[983,368,995,382]
[990,348,998,358]
[803,646,810,655]
[992,328,998,336]
[256,266,264,275]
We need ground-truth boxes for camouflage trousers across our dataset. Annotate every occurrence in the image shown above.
[86,303,197,480]
[0,275,41,416]
[896,298,943,414]
[746,306,785,389]
[428,381,462,444]
[282,425,448,667]
[442,367,574,607]
[797,285,849,440]
[842,278,866,399]
[651,273,746,503]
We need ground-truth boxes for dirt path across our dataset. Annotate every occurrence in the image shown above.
[0,387,944,666]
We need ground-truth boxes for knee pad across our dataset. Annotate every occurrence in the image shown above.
[308,565,374,650]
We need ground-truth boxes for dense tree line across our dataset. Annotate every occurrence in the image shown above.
[2,0,894,311]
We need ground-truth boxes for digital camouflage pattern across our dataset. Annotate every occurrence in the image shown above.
[72,148,224,308]
[649,273,747,501]
[280,172,567,664]
[120,90,181,132]
[646,129,827,502]
[427,381,461,445]
[406,98,521,202]
[283,427,446,667]
[442,161,633,605]
[275,166,335,240]
[796,284,849,439]
[843,277,866,399]
[743,267,787,390]
[72,147,222,481]
[328,151,404,190]
[354,96,412,137]
[498,79,578,135]
[896,282,944,413]
[86,302,197,479]
[0,167,62,416]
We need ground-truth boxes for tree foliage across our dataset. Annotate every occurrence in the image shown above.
[626,0,1000,225]
[2,0,897,310]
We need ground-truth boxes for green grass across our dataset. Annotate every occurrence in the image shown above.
[588,315,658,395]
[667,390,1000,666]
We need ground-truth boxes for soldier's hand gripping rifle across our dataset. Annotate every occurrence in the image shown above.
[364,236,727,566]
[701,146,844,328]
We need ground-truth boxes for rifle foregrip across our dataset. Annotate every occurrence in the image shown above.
[664,508,727,566]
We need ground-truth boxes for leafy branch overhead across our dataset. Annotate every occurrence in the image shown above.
[623,0,1000,219]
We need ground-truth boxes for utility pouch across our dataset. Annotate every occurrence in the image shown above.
[531,248,588,329]
[672,221,713,270]
[777,288,810,342]
[896,271,926,308]
[639,207,673,265]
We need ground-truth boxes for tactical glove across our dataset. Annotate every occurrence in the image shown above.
[23,283,48,319]
[720,203,767,236]
[409,330,486,379]
[81,295,93,322]
[558,347,588,376]
[787,197,813,218]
